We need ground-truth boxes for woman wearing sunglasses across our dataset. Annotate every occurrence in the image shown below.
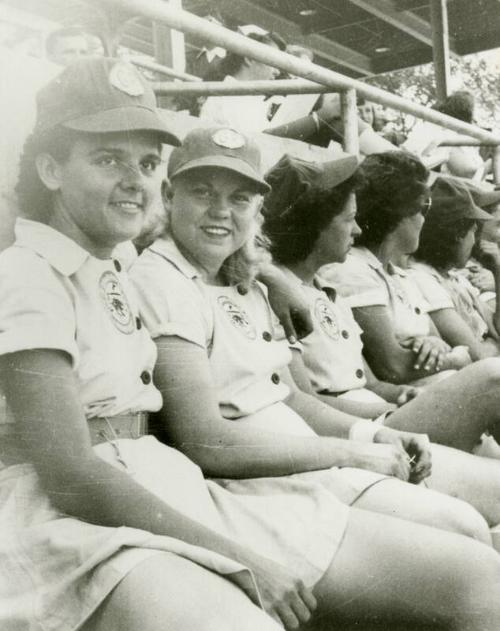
[323,151,470,387]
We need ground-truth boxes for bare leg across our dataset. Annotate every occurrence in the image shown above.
[353,476,491,543]
[385,358,500,450]
[426,442,500,527]
[310,507,500,630]
[81,552,281,631]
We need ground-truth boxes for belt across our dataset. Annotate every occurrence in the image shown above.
[88,412,149,446]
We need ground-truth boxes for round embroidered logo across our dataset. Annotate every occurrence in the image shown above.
[212,128,245,149]
[99,271,135,334]
[217,296,256,339]
[315,298,340,339]
[109,62,144,96]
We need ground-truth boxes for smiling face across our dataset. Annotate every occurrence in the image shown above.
[168,167,262,279]
[311,194,361,266]
[41,131,163,256]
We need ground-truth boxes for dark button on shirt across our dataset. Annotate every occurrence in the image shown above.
[136,317,142,330]
[113,259,122,273]
[414,306,421,315]
[262,331,273,342]
[341,330,349,339]
[355,368,364,379]
[271,373,280,385]
[140,371,152,385]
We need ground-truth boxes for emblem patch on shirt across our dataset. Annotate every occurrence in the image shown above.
[99,271,135,334]
[217,296,256,339]
[315,298,340,339]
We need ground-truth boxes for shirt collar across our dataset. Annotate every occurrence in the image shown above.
[148,236,200,280]
[279,265,337,302]
[353,246,383,272]
[15,217,90,276]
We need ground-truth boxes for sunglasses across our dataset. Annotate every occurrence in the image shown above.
[420,197,433,217]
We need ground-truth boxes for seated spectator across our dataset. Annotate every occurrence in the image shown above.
[130,128,500,630]
[322,152,469,386]
[260,153,500,527]
[411,176,500,361]
[0,57,323,631]
[403,90,486,179]
[45,26,90,66]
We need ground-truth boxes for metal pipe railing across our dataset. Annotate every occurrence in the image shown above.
[97,0,500,146]
[128,56,199,81]
[154,78,326,96]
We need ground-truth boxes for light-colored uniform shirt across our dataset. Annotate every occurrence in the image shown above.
[280,267,368,394]
[0,218,161,420]
[322,247,432,342]
[199,75,271,133]
[409,260,490,340]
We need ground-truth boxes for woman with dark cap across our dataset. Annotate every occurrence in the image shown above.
[0,57,316,631]
[411,176,500,361]
[261,150,500,532]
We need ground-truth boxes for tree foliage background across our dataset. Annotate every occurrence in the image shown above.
[365,50,500,134]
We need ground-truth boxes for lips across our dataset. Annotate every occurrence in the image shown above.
[201,225,231,236]
[110,200,143,214]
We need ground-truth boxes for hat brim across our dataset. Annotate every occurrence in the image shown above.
[63,106,181,146]
[170,155,271,193]
[317,155,359,189]
[466,202,494,221]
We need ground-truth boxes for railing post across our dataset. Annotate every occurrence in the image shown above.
[493,146,500,186]
[341,88,359,156]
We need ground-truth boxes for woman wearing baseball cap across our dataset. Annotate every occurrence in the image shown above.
[0,57,313,631]
[412,176,500,362]
[262,152,500,535]
[131,126,500,630]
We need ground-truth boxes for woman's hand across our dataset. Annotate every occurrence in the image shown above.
[396,384,422,407]
[352,441,412,481]
[468,266,495,293]
[232,556,317,629]
[400,335,450,371]
[265,280,313,342]
[374,427,432,484]
[478,240,500,273]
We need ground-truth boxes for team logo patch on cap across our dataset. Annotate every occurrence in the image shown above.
[99,271,135,334]
[212,129,245,149]
[109,62,144,96]
[315,298,340,339]
[217,296,256,339]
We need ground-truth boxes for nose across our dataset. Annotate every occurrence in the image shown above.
[353,220,362,237]
[119,162,145,191]
[208,194,231,218]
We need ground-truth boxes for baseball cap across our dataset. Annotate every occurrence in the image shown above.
[168,127,270,193]
[428,173,500,209]
[430,176,492,222]
[34,57,180,146]
[263,153,358,217]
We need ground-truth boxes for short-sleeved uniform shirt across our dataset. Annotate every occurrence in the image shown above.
[130,237,314,435]
[321,246,432,342]
[0,218,161,421]
[409,260,490,340]
[279,267,367,394]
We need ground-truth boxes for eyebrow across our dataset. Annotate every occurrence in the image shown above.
[88,148,162,161]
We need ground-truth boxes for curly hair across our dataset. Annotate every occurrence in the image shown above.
[262,174,361,265]
[355,151,429,248]
[414,214,476,270]
[15,127,80,224]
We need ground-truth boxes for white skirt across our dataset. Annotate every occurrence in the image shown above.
[0,436,350,631]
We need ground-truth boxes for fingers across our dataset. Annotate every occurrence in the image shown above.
[274,583,316,630]
[279,312,297,344]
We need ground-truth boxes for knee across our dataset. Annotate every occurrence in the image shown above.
[474,357,500,386]
[433,497,491,544]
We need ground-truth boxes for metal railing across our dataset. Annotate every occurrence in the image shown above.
[99,0,500,180]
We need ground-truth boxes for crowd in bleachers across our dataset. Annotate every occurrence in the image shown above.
[4,18,500,631]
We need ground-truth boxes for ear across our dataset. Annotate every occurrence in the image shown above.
[35,153,63,191]
[161,179,174,204]
[255,195,264,216]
